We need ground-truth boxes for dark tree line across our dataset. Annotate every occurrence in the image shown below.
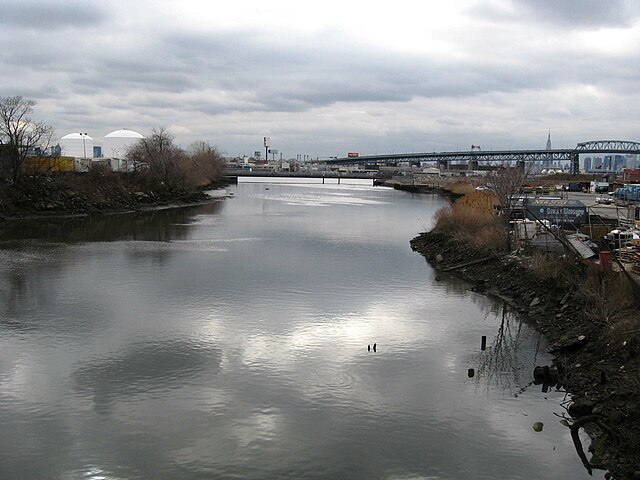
[127,127,223,192]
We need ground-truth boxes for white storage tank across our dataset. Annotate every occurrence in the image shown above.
[60,132,94,158]
[103,129,144,159]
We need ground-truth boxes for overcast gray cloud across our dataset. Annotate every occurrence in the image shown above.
[1,0,639,157]
[0,0,109,29]
[513,0,640,27]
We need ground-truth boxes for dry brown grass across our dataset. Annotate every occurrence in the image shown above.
[576,266,640,361]
[455,190,499,214]
[433,191,507,251]
[446,182,476,196]
[525,250,578,288]
[579,267,638,328]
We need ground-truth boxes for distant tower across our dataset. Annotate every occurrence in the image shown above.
[542,131,552,172]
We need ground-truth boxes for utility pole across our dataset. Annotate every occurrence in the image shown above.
[80,132,89,158]
[264,137,269,163]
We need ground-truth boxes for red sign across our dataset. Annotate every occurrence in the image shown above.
[347,152,359,157]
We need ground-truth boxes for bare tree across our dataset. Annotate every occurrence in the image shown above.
[485,162,534,249]
[488,162,531,219]
[127,127,185,190]
[187,141,224,186]
[0,96,54,182]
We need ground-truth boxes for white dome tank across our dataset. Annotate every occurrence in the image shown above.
[60,132,94,158]
[103,129,144,158]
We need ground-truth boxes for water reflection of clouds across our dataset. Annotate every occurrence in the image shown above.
[191,285,577,476]
[0,357,33,402]
[222,183,443,247]
[255,190,389,208]
[0,184,591,479]
[72,338,222,412]
[225,299,436,367]
[231,407,283,447]
[216,299,462,417]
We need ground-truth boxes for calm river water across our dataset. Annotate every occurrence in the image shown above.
[0,178,591,479]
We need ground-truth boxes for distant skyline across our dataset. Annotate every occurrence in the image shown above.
[2,0,639,158]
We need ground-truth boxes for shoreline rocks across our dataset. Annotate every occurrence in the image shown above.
[0,175,224,221]
[410,230,640,479]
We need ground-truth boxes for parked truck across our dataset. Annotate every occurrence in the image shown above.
[590,181,609,193]
[567,181,590,192]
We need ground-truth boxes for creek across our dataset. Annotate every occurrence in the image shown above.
[0,178,592,479]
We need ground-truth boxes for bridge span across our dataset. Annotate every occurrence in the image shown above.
[326,140,640,174]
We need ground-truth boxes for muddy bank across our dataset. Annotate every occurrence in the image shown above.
[411,231,640,479]
[0,175,227,221]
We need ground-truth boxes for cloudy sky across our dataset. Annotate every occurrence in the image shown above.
[1,0,639,158]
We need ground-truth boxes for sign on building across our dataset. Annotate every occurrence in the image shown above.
[525,199,588,227]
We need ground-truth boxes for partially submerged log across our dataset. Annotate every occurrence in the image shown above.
[440,255,495,272]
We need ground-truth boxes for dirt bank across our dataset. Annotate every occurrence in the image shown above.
[411,231,640,480]
[0,174,226,221]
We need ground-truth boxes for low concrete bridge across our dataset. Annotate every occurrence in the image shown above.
[223,169,386,183]
[325,140,640,174]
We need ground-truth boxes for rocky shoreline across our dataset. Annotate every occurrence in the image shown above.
[0,175,227,221]
[410,230,640,479]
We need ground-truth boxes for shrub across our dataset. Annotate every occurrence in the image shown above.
[433,191,507,251]
[579,267,638,327]
[446,182,475,196]
[525,251,578,289]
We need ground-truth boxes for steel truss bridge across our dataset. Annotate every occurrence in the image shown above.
[325,140,640,174]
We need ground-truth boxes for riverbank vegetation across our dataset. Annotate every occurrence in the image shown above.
[432,190,506,251]
[412,186,640,479]
[0,97,224,219]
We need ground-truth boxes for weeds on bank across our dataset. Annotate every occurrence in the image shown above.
[578,267,640,348]
[525,250,579,289]
[433,191,507,251]
[580,268,637,324]
[446,182,476,196]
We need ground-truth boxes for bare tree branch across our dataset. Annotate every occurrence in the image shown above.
[0,96,55,183]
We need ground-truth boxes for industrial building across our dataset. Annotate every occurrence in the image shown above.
[58,129,145,172]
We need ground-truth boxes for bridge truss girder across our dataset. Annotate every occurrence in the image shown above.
[328,150,574,165]
[575,140,640,153]
[328,140,640,174]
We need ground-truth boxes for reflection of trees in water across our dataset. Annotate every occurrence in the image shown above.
[0,201,223,243]
[469,292,506,318]
[0,243,70,325]
[433,271,477,297]
[0,201,224,330]
[473,302,543,394]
